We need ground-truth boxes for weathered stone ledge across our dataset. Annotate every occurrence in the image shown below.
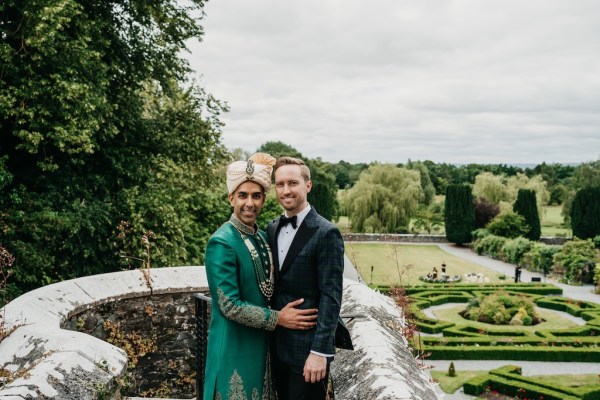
[0,267,441,399]
[0,267,207,400]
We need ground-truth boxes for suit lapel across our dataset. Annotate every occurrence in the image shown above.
[279,208,318,276]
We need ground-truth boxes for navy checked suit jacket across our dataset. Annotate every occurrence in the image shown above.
[267,207,352,368]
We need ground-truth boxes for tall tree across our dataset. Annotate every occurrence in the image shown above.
[0,0,227,294]
[513,189,541,241]
[571,187,600,240]
[342,164,422,233]
[473,172,509,204]
[444,184,475,245]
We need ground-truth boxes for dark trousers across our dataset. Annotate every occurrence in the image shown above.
[273,357,331,400]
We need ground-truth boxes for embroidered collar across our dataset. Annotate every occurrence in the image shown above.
[229,214,257,236]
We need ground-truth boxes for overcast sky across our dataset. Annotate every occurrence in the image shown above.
[185,0,600,165]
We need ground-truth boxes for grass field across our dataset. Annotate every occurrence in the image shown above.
[344,243,505,286]
[540,205,571,237]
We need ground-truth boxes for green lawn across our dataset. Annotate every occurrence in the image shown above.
[431,370,486,394]
[540,205,571,237]
[345,243,506,286]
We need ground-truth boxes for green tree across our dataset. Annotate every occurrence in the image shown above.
[0,0,227,294]
[473,172,509,204]
[486,212,529,239]
[513,189,541,241]
[342,164,422,233]
[406,160,436,205]
[444,184,475,245]
[571,187,600,240]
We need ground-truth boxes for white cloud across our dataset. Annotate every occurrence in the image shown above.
[186,0,600,164]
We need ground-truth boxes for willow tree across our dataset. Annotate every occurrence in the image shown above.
[473,172,509,204]
[342,164,423,233]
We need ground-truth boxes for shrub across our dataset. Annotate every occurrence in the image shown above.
[502,237,534,265]
[474,235,508,259]
[525,243,562,275]
[474,197,500,229]
[486,211,529,239]
[553,238,599,284]
[461,291,541,325]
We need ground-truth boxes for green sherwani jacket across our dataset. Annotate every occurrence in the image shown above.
[203,220,279,400]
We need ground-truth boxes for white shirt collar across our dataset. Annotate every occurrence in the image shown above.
[285,204,311,228]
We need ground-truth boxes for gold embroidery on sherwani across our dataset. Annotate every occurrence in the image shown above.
[215,393,223,400]
[217,288,279,331]
[252,389,260,400]
[262,350,275,400]
[228,370,247,400]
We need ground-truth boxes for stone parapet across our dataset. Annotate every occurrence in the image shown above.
[0,266,207,400]
[0,268,440,399]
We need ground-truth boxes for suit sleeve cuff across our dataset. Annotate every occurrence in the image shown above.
[310,350,334,358]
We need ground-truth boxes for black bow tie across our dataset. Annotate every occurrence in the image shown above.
[279,214,298,229]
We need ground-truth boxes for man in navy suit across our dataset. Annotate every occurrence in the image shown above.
[267,157,351,400]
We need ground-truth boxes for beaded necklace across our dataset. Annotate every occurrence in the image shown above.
[228,214,274,301]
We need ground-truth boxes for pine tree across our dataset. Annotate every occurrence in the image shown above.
[513,189,541,240]
[444,184,475,245]
[571,187,600,239]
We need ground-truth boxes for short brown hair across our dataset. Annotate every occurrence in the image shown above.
[275,156,311,182]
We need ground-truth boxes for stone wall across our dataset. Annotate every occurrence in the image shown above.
[0,267,441,400]
[343,233,448,243]
[344,233,570,246]
[63,292,204,398]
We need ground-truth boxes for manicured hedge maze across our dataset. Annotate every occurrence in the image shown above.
[399,283,600,398]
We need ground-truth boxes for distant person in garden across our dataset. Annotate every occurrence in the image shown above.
[267,156,353,400]
[203,153,318,400]
[432,266,438,279]
[515,264,522,283]
[441,262,446,275]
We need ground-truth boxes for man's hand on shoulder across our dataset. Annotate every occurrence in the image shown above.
[277,298,318,329]
[303,353,327,383]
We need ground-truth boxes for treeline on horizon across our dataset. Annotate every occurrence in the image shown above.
[330,159,579,204]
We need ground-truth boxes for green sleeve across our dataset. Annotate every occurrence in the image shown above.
[206,234,279,331]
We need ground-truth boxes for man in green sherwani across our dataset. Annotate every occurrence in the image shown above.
[203,153,318,400]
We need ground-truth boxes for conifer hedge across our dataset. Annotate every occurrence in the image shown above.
[444,184,475,245]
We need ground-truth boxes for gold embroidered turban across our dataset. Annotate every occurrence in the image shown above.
[226,152,276,194]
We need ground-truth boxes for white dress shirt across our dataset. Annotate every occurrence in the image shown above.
[277,204,311,268]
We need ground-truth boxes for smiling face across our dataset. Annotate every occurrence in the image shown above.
[228,180,266,227]
[274,164,312,216]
